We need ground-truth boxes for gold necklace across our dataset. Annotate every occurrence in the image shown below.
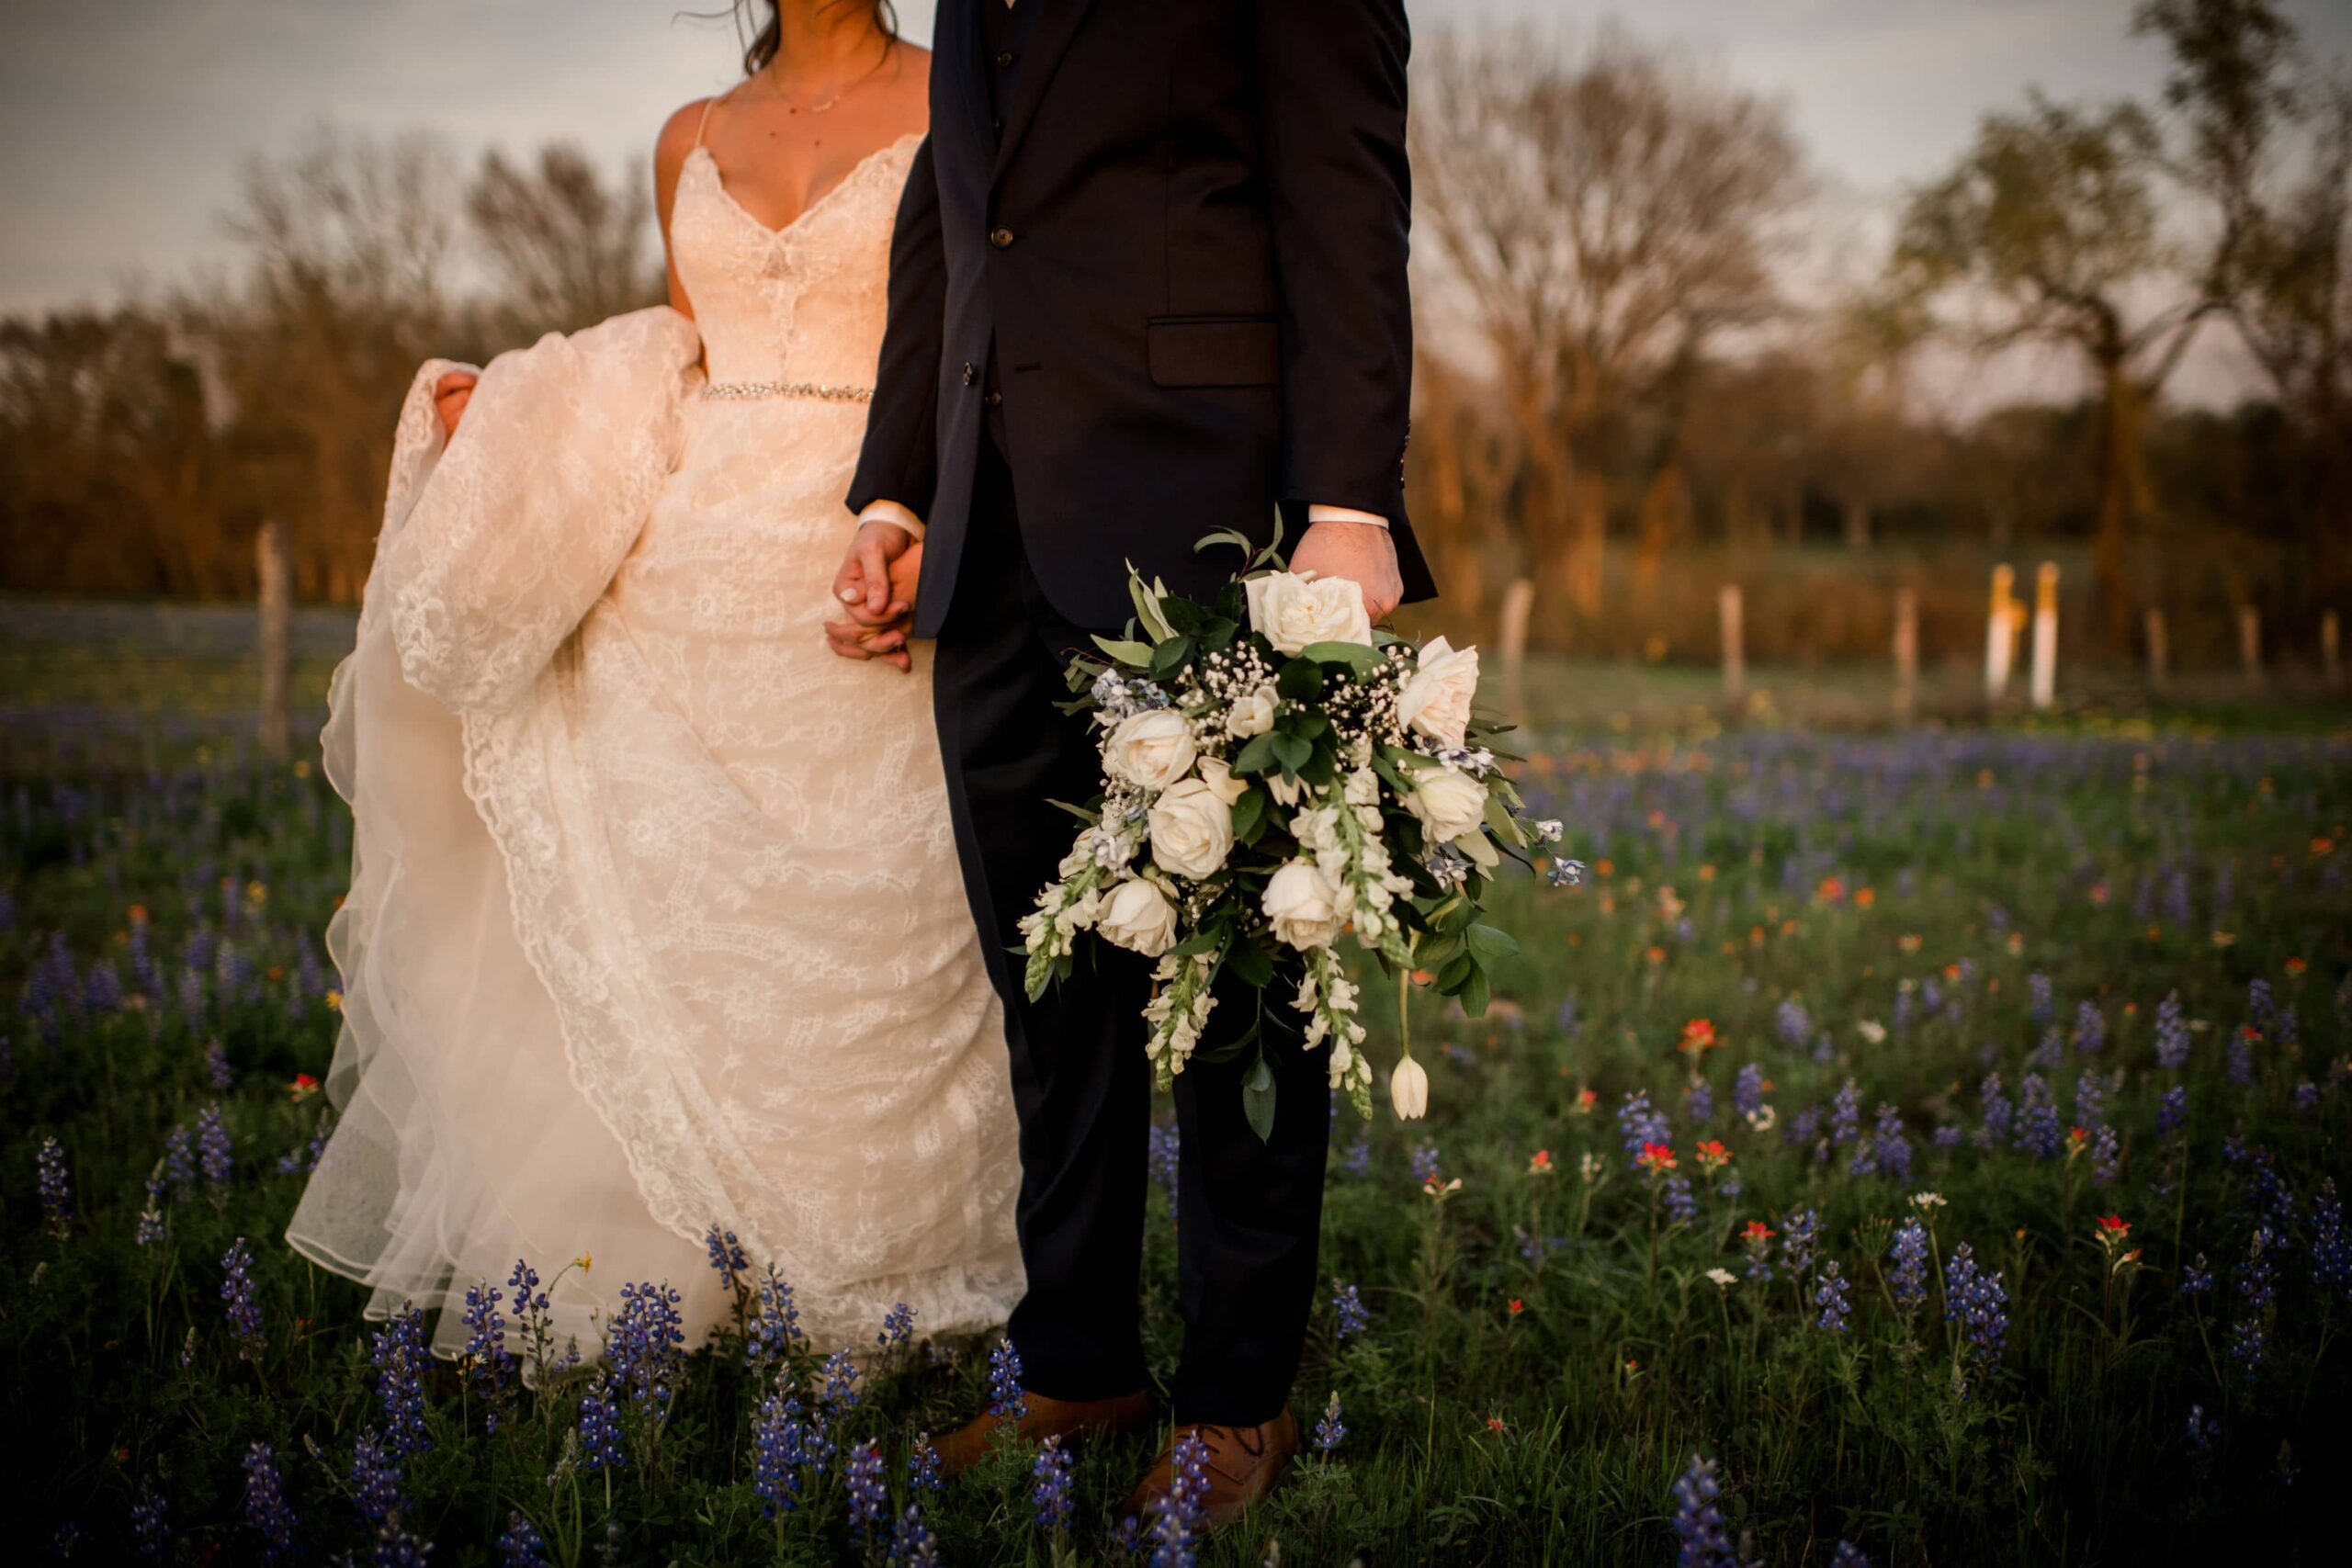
[748,42,889,116]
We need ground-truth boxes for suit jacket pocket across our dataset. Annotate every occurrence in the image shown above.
[1146,315,1281,388]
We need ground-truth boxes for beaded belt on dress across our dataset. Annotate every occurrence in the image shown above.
[702,379,873,403]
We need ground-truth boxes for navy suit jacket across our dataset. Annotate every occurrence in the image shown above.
[847,0,1434,637]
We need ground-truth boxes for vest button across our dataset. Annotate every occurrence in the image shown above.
[989,227,1015,250]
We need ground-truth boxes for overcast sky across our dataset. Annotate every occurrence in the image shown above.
[4,0,2348,401]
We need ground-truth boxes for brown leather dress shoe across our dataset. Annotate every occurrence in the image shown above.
[933,1389,1153,1476]
[1123,1409,1300,1529]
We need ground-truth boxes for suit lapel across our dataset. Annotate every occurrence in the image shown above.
[991,0,1097,184]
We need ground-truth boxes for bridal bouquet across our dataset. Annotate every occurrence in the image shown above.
[1020,532,1579,1131]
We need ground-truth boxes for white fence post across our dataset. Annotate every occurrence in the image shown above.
[1719,583,1745,702]
[257,518,291,761]
[2029,561,2058,712]
[1984,563,2014,701]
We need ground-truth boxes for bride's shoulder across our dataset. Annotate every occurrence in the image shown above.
[880,40,932,129]
[656,99,717,171]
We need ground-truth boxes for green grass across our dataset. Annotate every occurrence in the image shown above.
[2,606,2348,1563]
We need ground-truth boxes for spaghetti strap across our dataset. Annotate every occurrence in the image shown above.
[691,89,731,151]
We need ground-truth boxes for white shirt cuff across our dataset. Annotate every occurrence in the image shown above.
[1306,503,1389,530]
[857,499,927,542]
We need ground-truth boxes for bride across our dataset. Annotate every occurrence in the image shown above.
[287,1,1023,1362]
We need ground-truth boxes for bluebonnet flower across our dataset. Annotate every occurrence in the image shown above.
[2293,1079,2320,1112]
[2028,1027,2064,1074]
[497,1511,549,1567]
[1776,998,1811,1047]
[889,1504,942,1566]
[1616,1092,1672,1166]
[35,1135,72,1239]
[2246,976,2278,1035]
[578,1373,626,1472]
[1338,1127,1372,1179]
[1781,1209,1821,1276]
[2187,1404,2221,1452]
[2311,1181,2350,1294]
[1664,1177,1698,1224]
[160,1123,196,1197]
[2073,999,2105,1055]
[204,1038,234,1090]
[1830,1544,1872,1568]
[1943,1244,2009,1363]
[274,1113,333,1177]
[371,1305,432,1457]
[196,1101,233,1189]
[508,1259,559,1375]
[1975,1072,2012,1148]
[750,1388,807,1514]
[1829,1079,1860,1149]
[1733,1063,1767,1119]
[1684,1078,1714,1125]
[130,1488,169,1561]
[222,1237,265,1356]
[1814,1261,1853,1332]
[1893,986,1917,1038]
[1931,1124,1962,1149]
[2028,972,2052,1023]
[2238,1226,2278,1312]
[820,1348,860,1410]
[1888,1220,1929,1314]
[705,1224,749,1292]
[1871,1104,1912,1183]
[1033,1435,1076,1530]
[1148,1428,1211,1568]
[879,1302,916,1349]
[2015,1074,2062,1161]
[1314,1392,1346,1454]
[908,1437,944,1494]
[1410,1138,1442,1185]
[461,1279,513,1427]
[351,1428,407,1523]
[2276,1006,2300,1047]
[1332,1281,1370,1339]
[988,1336,1028,1419]
[1670,1454,1736,1567]
[2090,1122,2120,1187]
[242,1442,299,1562]
[2158,1085,2188,1137]
[2228,1317,2268,1379]
[845,1439,888,1540]
[2154,992,2190,1070]
[608,1280,685,1413]
[2228,1026,2256,1088]
[745,1263,803,1373]
[2180,1254,2214,1295]
[1742,1221,1775,1282]
[1790,1104,1824,1156]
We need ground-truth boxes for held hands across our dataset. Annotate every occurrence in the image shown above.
[433,370,479,439]
[1290,518,1404,624]
[825,519,922,673]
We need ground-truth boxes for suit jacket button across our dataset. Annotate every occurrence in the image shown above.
[989,227,1015,249]
[983,389,1003,407]
[961,363,978,386]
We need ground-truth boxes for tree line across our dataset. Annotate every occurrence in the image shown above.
[2,2,2343,670]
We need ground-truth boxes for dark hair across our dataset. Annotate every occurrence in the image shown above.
[740,1,899,76]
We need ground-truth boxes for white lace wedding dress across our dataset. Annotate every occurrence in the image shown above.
[287,129,1024,1362]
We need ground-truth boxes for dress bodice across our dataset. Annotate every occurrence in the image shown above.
[667,135,922,388]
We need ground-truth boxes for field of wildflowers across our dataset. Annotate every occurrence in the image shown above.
[3,617,2346,1564]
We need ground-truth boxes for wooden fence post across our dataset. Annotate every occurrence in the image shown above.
[1498,576,1536,722]
[2237,604,2262,683]
[1719,583,1745,702]
[2144,607,2169,692]
[257,519,291,761]
[2030,561,2058,712]
[1984,564,2014,701]
[1894,586,1917,716]
[2324,609,2343,689]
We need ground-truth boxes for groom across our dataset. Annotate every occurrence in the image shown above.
[831,0,1430,1522]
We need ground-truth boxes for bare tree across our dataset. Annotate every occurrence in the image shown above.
[467,143,662,341]
[1412,26,1805,625]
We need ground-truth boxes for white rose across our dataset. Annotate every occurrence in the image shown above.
[1245,571,1374,655]
[1403,765,1488,844]
[1195,756,1251,807]
[1227,683,1278,739]
[1103,709,1197,790]
[1396,636,1481,750]
[1148,778,1236,879]
[1262,860,1347,951]
[1097,877,1179,956]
